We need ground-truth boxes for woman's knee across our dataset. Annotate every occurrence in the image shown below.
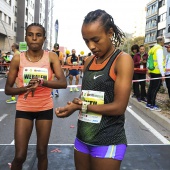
[13,154,26,164]
[37,148,47,160]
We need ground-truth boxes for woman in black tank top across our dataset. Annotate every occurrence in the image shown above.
[55,9,134,170]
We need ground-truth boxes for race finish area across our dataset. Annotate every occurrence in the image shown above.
[0,75,170,170]
[0,144,170,170]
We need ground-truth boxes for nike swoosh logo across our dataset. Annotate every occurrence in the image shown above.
[93,74,104,79]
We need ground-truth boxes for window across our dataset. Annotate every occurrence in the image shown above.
[168,25,170,33]
[0,11,2,20]
[9,17,11,25]
[14,22,16,31]
[15,6,17,16]
[4,14,7,23]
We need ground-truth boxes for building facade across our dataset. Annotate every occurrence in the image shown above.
[145,0,170,47]
[0,0,54,52]
[0,0,17,52]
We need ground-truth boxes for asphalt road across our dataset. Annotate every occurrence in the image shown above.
[0,75,170,145]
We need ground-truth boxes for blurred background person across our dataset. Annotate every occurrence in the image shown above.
[66,49,80,92]
[52,43,64,97]
[131,44,139,98]
[6,43,20,104]
[165,44,170,104]
[133,45,148,102]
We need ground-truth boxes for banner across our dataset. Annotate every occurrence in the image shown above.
[19,42,27,51]
[55,19,58,43]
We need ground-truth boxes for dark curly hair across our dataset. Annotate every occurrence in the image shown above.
[83,9,125,47]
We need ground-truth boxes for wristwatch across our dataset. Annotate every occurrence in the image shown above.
[81,101,90,113]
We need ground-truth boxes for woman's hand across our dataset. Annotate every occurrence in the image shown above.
[24,78,40,99]
[55,101,81,118]
[72,97,82,105]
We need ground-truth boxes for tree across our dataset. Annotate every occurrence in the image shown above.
[120,35,149,54]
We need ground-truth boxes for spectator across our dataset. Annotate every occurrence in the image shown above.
[6,43,20,104]
[52,43,64,97]
[165,43,170,102]
[66,49,80,92]
[133,45,148,102]
[146,36,165,111]
[131,44,139,98]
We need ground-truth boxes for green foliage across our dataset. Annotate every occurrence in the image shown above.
[120,35,149,54]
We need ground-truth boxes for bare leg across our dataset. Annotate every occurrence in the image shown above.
[74,149,90,170]
[11,118,34,170]
[75,74,79,85]
[35,119,52,170]
[91,157,121,170]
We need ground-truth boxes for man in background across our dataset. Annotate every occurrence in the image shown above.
[6,43,20,104]
[66,49,79,92]
[146,36,165,111]
[52,43,64,97]
[133,45,148,102]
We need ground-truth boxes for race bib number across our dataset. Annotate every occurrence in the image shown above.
[79,90,104,123]
[23,67,48,86]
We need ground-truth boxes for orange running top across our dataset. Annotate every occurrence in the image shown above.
[16,51,53,112]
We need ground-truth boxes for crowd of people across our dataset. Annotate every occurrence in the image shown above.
[131,36,170,112]
[0,8,170,170]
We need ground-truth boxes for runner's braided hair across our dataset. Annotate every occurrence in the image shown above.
[25,23,46,36]
[83,9,125,47]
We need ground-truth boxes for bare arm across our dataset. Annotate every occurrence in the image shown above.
[5,54,28,95]
[85,52,134,116]
[42,51,67,89]
[56,53,134,117]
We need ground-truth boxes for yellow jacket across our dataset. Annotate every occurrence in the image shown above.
[148,44,165,74]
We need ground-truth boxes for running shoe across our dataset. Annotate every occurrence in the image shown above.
[70,87,73,92]
[51,92,53,98]
[153,105,162,112]
[141,98,147,103]
[74,87,79,92]
[149,105,154,111]
[6,97,16,104]
[136,98,141,102]
[145,103,151,109]
[55,90,59,97]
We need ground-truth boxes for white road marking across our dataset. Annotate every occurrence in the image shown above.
[127,106,170,144]
[10,140,14,145]
[0,114,8,121]
[0,89,4,91]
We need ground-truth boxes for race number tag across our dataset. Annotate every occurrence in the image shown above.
[79,90,104,123]
[23,67,48,86]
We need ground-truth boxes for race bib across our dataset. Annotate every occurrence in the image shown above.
[23,67,48,86]
[79,90,104,123]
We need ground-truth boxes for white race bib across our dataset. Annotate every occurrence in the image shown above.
[23,67,48,86]
[79,90,104,123]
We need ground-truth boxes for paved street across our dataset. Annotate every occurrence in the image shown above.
[0,76,170,169]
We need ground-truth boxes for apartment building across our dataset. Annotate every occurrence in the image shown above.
[0,0,17,52]
[145,0,170,47]
[0,0,54,52]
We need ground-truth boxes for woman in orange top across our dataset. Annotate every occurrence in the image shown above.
[5,23,67,170]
